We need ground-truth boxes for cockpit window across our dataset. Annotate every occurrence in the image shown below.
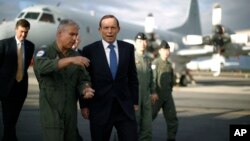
[39,13,55,23]
[17,12,25,18]
[24,12,40,20]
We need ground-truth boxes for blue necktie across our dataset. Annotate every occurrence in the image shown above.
[108,44,117,79]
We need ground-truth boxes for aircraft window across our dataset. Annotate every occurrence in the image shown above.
[24,12,40,20]
[17,12,25,18]
[39,13,55,23]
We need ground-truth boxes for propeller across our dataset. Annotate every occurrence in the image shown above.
[182,2,249,77]
[210,53,225,76]
[183,3,230,53]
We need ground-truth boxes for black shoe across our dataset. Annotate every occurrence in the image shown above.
[77,128,83,141]
[78,134,83,141]
[77,135,83,141]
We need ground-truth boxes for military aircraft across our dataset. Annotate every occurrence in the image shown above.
[1,0,247,86]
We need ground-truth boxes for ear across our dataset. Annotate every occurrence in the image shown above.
[117,27,120,33]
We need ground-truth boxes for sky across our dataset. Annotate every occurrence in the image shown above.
[0,0,250,34]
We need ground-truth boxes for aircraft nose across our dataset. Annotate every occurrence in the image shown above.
[0,21,16,40]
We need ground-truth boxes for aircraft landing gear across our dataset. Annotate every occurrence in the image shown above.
[174,74,188,87]
[180,75,188,86]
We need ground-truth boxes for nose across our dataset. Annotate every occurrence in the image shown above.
[107,28,113,33]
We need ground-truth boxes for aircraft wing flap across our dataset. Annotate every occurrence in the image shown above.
[242,46,250,51]
[242,46,250,55]
[177,45,214,57]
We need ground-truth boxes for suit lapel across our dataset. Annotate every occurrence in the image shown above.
[116,41,125,78]
[23,40,27,68]
[96,41,125,80]
[10,37,18,66]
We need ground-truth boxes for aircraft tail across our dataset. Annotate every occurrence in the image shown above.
[169,0,201,35]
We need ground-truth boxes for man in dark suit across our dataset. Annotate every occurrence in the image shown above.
[0,19,35,141]
[80,15,139,141]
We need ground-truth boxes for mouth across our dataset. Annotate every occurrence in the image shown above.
[107,35,113,38]
[69,41,75,46]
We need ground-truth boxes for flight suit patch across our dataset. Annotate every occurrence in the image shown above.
[136,60,140,64]
[151,64,156,70]
[36,50,45,57]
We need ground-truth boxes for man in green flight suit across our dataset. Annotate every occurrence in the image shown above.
[33,19,95,141]
[151,40,178,141]
[134,32,158,141]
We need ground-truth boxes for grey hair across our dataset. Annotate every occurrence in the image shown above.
[57,19,80,31]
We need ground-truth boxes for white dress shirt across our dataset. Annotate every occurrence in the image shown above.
[102,40,119,66]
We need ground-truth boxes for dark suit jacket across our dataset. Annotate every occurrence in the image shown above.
[80,40,139,125]
[0,36,35,97]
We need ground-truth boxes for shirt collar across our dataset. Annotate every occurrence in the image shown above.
[15,36,23,45]
[102,39,118,49]
[53,42,73,58]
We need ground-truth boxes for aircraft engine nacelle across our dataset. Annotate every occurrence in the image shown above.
[183,33,231,54]
[182,35,203,46]
[230,34,250,45]
[182,35,214,47]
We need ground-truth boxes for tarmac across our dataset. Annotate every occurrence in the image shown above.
[0,68,250,141]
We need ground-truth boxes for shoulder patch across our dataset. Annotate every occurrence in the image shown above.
[151,64,156,70]
[36,50,45,57]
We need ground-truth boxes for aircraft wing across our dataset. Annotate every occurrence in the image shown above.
[242,45,250,55]
[176,45,214,59]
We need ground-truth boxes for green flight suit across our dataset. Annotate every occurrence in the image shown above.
[135,53,156,141]
[33,42,90,141]
[151,58,178,140]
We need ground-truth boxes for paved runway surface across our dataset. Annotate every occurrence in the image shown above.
[1,68,250,141]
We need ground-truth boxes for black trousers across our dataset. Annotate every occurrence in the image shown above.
[90,99,138,141]
[1,80,28,141]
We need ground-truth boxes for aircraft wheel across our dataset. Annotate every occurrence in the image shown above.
[180,75,188,87]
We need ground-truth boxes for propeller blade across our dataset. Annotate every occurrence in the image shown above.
[212,3,222,26]
[211,53,225,76]
[145,13,155,34]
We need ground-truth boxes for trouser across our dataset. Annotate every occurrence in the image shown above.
[152,93,178,140]
[40,92,78,141]
[90,99,138,141]
[42,125,77,141]
[1,80,27,141]
[136,93,152,141]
